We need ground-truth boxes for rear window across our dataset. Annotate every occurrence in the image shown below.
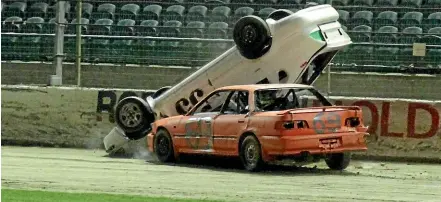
[254,87,331,111]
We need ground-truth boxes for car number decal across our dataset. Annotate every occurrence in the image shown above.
[184,117,213,150]
[312,111,341,134]
[175,89,205,115]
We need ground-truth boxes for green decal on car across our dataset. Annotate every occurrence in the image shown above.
[309,30,325,41]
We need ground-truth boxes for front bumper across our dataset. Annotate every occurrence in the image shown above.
[147,132,154,153]
[261,132,368,157]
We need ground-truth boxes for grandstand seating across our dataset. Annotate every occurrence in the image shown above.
[1,0,440,74]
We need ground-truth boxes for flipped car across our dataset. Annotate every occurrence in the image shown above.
[148,83,369,171]
[104,5,352,154]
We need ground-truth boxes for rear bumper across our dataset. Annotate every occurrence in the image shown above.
[261,132,368,157]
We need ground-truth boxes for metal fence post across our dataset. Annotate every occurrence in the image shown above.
[50,0,66,86]
[327,64,332,97]
[76,0,83,86]
[328,0,333,98]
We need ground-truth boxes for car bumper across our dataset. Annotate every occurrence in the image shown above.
[261,132,368,157]
[103,127,130,153]
[147,132,154,153]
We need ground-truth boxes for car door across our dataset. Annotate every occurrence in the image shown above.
[179,90,234,153]
[212,90,250,154]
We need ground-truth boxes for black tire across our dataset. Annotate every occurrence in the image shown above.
[267,9,294,21]
[239,135,265,172]
[151,86,172,99]
[233,15,272,59]
[325,152,351,170]
[114,96,155,140]
[154,129,175,163]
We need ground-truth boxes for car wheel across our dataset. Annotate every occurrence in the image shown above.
[240,135,265,172]
[151,86,172,99]
[114,96,155,140]
[154,129,175,163]
[233,15,272,59]
[325,152,351,170]
[267,9,294,21]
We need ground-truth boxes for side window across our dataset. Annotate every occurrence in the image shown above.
[254,89,295,111]
[192,90,232,114]
[237,91,249,114]
[222,91,249,114]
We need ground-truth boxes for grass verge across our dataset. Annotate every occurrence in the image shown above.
[1,189,224,202]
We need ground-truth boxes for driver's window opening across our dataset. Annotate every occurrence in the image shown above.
[223,91,249,115]
[254,88,330,112]
[192,90,250,115]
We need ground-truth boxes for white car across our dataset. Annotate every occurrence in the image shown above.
[104,5,352,154]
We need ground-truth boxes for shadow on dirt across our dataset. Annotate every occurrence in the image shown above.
[146,154,358,177]
[102,149,358,176]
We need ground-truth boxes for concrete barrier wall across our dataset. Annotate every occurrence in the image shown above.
[1,62,194,89]
[1,86,114,148]
[314,72,441,100]
[2,85,440,162]
[2,62,441,100]
[323,97,441,162]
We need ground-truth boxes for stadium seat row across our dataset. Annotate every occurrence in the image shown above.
[2,0,440,21]
[1,35,233,65]
[1,0,440,74]
[3,15,440,45]
[1,17,233,39]
[347,25,441,44]
[338,10,441,30]
[2,9,441,35]
[2,35,439,66]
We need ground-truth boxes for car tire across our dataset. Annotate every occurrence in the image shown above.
[239,135,265,172]
[114,96,155,140]
[154,129,175,163]
[151,86,172,99]
[233,15,272,59]
[325,152,351,170]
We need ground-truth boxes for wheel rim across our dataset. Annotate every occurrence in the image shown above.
[244,143,258,167]
[240,24,258,45]
[157,136,170,156]
[119,102,143,128]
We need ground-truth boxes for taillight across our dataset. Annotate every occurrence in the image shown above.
[345,117,360,127]
[283,121,295,129]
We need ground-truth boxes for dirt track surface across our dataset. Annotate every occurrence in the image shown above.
[2,146,441,202]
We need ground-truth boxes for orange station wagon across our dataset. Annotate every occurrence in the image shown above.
[147,83,369,171]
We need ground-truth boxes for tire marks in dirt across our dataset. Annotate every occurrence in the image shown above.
[2,146,441,202]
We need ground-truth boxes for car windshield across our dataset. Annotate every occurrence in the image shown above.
[254,87,332,111]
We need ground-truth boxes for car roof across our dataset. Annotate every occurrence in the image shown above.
[215,83,314,91]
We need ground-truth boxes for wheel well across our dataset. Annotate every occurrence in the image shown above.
[238,132,258,153]
[156,126,168,133]
[267,9,294,21]
[152,126,169,150]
